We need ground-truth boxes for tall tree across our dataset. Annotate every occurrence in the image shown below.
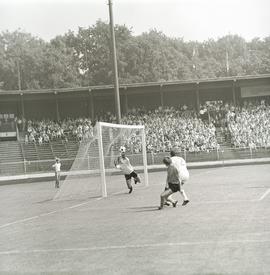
[1,25,269,90]
[42,35,81,88]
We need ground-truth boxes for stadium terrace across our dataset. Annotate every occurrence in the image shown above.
[0,74,270,177]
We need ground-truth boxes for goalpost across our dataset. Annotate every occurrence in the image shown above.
[54,122,148,200]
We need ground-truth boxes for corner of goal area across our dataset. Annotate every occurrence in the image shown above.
[52,170,103,201]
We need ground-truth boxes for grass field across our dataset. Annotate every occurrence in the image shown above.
[0,164,270,274]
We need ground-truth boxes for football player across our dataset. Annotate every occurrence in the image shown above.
[114,146,141,194]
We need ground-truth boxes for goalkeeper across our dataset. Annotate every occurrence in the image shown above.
[114,146,141,194]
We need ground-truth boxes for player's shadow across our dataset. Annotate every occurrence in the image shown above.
[129,206,160,212]
[112,192,132,197]
[35,198,53,204]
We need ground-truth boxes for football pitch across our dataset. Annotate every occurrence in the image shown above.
[0,164,270,274]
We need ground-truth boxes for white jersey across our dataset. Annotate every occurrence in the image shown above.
[171,156,189,182]
[116,156,134,175]
[52,162,61,172]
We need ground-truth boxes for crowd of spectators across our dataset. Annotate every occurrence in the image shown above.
[22,106,218,153]
[198,98,270,149]
[21,98,270,153]
[226,100,270,148]
[25,118,94,145]
[199,101,236,141]
[120,106,218,153]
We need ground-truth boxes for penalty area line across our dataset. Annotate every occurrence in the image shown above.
[0,216,40,229]
[0,188,146,229]
[96,197,104,200]
[259,188,270,201]
[0,198,101,229]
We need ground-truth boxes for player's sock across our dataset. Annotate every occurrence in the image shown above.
[182,200,189,206]
[180,190,188,201]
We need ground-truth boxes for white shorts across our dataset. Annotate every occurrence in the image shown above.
[180,169,189,182]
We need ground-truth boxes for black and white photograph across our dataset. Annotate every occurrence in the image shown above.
[0,0,270,274]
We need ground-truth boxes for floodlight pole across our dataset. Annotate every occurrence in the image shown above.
[108,0,121,123]
[16,59,21,90]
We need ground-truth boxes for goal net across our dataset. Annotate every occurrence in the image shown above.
[54,122,148,200]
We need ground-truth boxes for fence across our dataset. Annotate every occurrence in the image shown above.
[0,146,270,176]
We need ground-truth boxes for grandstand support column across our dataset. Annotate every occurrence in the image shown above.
[124,92,128,114]
[195,82,200,112]
[16,60,22,91]
[88,89,95,121]
[54,91,60,121]
[232,79,236,105]
[160,85,164,107]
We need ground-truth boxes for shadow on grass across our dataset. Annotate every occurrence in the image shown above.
[35,198,54,204]
[111,191,130,197]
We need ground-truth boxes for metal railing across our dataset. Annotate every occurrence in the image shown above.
[0,146,270,176]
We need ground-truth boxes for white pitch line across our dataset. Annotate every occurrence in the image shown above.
[112,190,126,196]
[0,199,98,229]
[1,239,270,255]
[0,192,134,229]
[96,197,104,200]
[259,188,270,201]
[0,184,266,230]
[68,200,97,209]
[245,231,270,236]
[0,216,40,229]
[0,198,259,228]
[193,199,257,205]
[39,211,59,217]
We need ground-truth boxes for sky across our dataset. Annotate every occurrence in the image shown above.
[0,0,269,42]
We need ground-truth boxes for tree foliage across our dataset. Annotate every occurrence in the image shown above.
[0,22,269,90]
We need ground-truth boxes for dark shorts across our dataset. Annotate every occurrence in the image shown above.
[125,171,138,180]
[168,182,180,193]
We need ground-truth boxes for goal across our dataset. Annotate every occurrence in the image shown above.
[54,122,148,200]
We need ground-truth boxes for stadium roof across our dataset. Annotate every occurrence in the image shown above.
[0,74,270,95]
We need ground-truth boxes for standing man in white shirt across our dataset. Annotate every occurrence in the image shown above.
[166,148,189,206]
[114,146,141,194]
[52,157,61,188]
